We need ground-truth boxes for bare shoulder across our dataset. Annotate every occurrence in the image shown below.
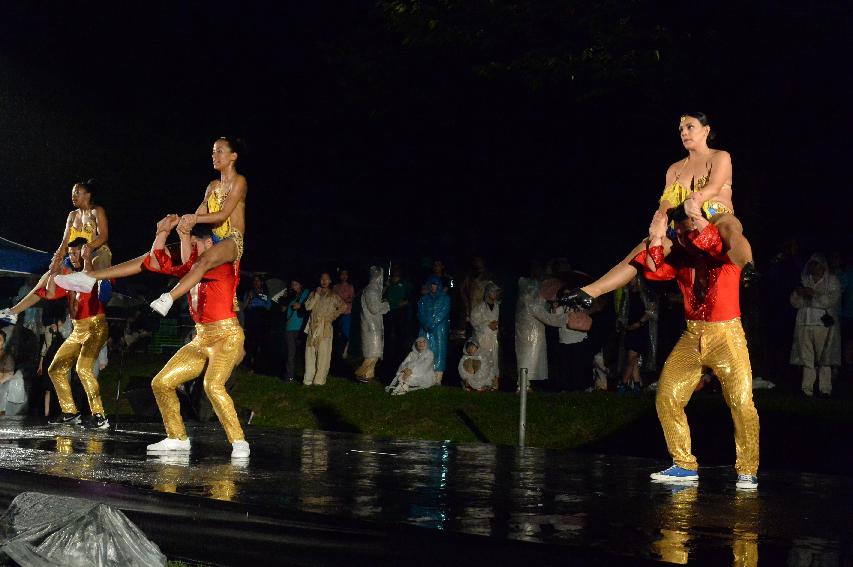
[711,149,731,164]
[204,181,217,197]
[94,204,107,216]
[234,174,248,193]
[664,158,683,182]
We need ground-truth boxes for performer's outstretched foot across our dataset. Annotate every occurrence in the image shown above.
[54,271,97,292]
[650,464,698,483]
[0,309,17,325]
[231,440,250,458]
[741,261,760,287]
[147,437,191,452]
[84,414,110,430]
[735,474,758,490]
[150,293,174,316]
[561,288,594,311]
[48,412,82,425]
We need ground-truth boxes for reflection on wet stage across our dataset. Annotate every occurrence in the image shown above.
[0,417,849,566]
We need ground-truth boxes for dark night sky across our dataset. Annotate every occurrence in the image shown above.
[1,1,850,283]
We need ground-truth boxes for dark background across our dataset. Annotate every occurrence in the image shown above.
[1,0,850,279]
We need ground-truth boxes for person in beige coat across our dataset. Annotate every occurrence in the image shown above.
[304,272,346,385]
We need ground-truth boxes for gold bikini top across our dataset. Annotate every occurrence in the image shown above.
[675,157,731,193]
[68,215,97,243]
[207,182,232,239]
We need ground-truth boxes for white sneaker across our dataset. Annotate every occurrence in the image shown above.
[0,309,17,325]
[147,437,191,452]
[150,293,174,316]
[231,440,250,458]
[736,474,758,490]
[54,271,97,292]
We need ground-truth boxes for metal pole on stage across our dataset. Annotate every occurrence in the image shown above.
[518,367,528,448]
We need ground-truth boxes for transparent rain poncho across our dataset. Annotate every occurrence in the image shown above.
[0,491,166,567]
[359,266,391,359]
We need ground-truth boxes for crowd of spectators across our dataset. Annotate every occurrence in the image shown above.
[2,243,852,411]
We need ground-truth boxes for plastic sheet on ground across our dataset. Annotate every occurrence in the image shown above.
[0,492,165,567]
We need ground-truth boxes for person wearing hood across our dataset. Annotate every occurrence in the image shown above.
[458,338,492,391]
[515,277,580,387]
[790,254,842,397]
[418,275,451,382]
[470,282,501,389]
[386,337,436,395]
[355,266,391,382]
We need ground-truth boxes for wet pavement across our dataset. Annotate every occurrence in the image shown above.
[0,416,850,565]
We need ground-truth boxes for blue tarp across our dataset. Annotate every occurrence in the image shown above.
[0,237,50,276]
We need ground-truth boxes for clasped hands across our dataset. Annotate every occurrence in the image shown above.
[156,213,198,236]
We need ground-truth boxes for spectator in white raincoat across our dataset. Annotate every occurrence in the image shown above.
[470,281,501,389]
[355,266,390,382]
[386,337,436,395]
[458,338,492,391]
[790,253,842,396]
[514,277,569,385]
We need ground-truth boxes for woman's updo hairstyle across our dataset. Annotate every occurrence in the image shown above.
[217,136,248,161]
[680,112,715,145]
[74,178,97,201]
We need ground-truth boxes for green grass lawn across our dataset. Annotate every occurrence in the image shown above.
[98,353,653,451]
[98,353,853,468]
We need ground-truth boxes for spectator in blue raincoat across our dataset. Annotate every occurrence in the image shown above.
[418,275,450,383]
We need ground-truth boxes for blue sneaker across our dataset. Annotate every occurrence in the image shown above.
[650,464,699,482]
[735,474,758,490]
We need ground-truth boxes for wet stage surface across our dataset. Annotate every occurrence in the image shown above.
[0,417,850,566]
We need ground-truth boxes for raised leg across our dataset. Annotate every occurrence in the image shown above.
[87,253,149,280]
[712,214,753,269]
[581,240,646,298]
[9,271,50,314]
[168,239,237,301]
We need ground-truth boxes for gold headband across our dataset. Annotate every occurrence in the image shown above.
[679,115,688,123]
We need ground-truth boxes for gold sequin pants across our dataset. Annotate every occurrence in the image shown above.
[151,318,245,443]
[656,318,759,475]
[48,314,108,415]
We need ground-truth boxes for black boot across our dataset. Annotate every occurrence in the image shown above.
[560,288,594,310]
[741,261,760,286]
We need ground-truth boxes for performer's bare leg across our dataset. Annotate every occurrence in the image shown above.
[166,239,237,301]
[713,214,753,269]
[87,253,149,280]
[8,272,52,314]
[580,240,646,298]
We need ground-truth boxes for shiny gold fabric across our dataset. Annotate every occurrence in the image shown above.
[656,318,759,475]
[151,318,245,443]
[47,314,108,415]
[653,485,758,566]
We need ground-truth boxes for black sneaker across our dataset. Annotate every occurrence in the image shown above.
[84,414,110,430]
[48,412,82,425]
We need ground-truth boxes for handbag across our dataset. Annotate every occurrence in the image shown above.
[821,311,835,328]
